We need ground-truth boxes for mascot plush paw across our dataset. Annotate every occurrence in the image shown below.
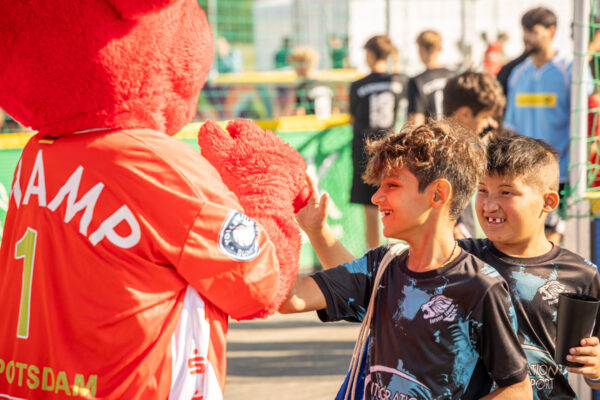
[199,119,311,319]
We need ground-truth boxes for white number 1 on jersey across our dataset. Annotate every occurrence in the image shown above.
[14,227,37,339]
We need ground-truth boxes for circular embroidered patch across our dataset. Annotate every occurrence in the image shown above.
[218,210,260,261]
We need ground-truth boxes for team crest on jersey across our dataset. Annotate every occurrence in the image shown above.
[538,280,565,304]
[218,210,260,261]
[421,295,458,324]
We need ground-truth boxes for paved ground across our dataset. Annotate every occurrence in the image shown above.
[224,311,360,400]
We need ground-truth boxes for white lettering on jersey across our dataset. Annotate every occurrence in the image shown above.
[10,160,23,208]
[421,78,448,96]
[15,149,141,249]
[369,91,395,128]
[89,205,141,248]
[538,281,566,305]
[420,295,458,323]
[48,166,105,236]
[22,150,47,207]
[357,81,403,97]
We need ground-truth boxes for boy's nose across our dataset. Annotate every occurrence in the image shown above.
[482,198,499,212]
[371,187,383,205]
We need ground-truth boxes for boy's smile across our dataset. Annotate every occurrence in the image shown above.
[475,173,554,256]
[372,166,430,240]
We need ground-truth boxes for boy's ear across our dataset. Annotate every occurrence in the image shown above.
[430,179,452,209]
[542,190,560,213]
[454,106,474,125]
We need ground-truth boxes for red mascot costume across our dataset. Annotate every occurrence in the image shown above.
[0,1,310,399]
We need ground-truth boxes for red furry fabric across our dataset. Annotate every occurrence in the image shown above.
[0,0,212,136]
[198,119,311,319]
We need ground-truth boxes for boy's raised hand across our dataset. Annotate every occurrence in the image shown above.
[566,336,600,385]
[295,173,329,235]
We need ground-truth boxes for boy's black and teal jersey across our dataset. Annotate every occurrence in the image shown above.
[312,245,528,400]
[459,238,600,400]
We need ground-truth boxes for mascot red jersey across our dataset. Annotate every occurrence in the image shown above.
[0,1,310,399]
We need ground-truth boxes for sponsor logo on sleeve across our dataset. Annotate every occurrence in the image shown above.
[420,295,458,324]
[218,210,260,261]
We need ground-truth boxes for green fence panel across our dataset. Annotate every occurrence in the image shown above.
[0,149,21,241]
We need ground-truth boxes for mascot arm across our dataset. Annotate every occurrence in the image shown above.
[176,197,283,320]
[198,119,311,320]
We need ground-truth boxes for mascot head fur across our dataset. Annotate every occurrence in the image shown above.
[0,0,213,136]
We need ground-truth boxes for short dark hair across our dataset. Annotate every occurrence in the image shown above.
[443,71,506,118]
[485,135,559,191]
[521,7,557,30]
[363,121,485,220]
[364,35,395,61]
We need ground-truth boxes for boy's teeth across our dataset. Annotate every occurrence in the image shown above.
[488,217,504,223]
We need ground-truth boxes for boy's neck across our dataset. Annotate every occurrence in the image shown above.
[372,60,387,73]
[405,227,458,273]
[492,235,554,258]
[424,54,443,70]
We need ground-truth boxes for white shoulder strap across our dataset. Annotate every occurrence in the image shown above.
[344,242,408,400]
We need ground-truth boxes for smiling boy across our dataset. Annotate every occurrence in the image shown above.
[282,122,531,399]
[458,135,600,399]
[292,132,600,399]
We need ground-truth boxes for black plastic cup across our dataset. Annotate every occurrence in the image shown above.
[554,292,600,367]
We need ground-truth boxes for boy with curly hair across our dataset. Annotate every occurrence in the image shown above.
[295,133,600,399]
[281,122,531,399]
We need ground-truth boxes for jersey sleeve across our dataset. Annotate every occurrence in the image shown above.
[407,77,424,115]
[473,280,529,387]
[585,265,600,337]
[174,167,281,320]
[311,251,380,323]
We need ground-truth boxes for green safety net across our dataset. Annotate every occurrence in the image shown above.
[577,0,600,216]
[193,0,355,122]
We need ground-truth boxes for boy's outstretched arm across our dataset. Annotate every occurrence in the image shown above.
[281,175,359,314]
[566,336,600,389]
[480,379,532,399]
[295,174,355,269]
[278,276,327,314]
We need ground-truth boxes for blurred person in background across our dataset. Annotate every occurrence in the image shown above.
[442,71,507,239]
[203,37,243,120]
[289,46,333,119]
[407,30,454,125]
[216,36,242,74]
[328,34,348,69]
[503,7,592,245]
[481,32,508,76]
[274,36,292,69]
[349,35,407,250]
